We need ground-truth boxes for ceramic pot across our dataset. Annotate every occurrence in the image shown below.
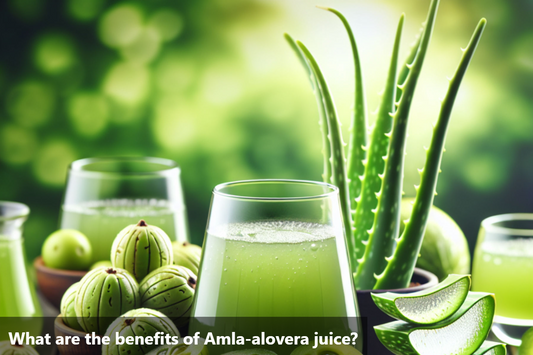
[356,268,439,354]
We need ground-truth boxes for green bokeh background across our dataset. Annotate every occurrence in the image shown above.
[0,0,532,261]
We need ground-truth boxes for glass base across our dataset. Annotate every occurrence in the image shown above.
[492,315,533,347]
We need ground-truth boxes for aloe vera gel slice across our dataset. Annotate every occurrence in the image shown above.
[374,292,495,355]
[371,274,470,324]
[473,341,506,355]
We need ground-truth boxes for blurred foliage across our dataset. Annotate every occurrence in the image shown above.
[0,0,532,260]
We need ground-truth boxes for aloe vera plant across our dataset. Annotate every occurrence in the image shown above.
[286,0,486,290]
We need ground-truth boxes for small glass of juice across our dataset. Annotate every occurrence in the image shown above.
[60,157,189,262]
[472,213,533,347]
[0,201,42,340]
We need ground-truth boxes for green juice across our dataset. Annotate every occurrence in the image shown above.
[61,199,187,262]
[472,238,533,321]
[0,236,42,340]
[0,237,40,317]
[192,221,357,317]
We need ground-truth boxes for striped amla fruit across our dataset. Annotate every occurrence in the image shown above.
[146,339,208,355]
[139,265,197,328]
[171,241,202,275]
[102,308,180,355]
[111,220,173,282]
[0,341,39,355]
[60,281,83,331]
[75,267,140,335]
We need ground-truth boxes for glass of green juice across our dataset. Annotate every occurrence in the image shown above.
[190,180,361,353]
[472,213,533,347]
[60,157,189,263]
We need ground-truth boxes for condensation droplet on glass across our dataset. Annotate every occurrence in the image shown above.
[311,243,318,251]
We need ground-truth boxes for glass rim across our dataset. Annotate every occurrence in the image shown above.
[69,156,180,177]
[213,179,339,201]
[0,201,30,222]
[481,213,533,237]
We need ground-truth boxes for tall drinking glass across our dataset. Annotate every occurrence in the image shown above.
[472,213,533,347]
[60,157,189,263]
[192,179,359,317]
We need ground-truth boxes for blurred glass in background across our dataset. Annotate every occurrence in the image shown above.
[0,0,532,261]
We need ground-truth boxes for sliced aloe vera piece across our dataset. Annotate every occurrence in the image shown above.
[473,341,506,355]
[290,344,362,355]
[374,292,495,355]
[371,274,471,324]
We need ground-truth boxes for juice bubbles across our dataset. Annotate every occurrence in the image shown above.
[60,199,186,262]
[192,220,357,317]
[472,238,533,321]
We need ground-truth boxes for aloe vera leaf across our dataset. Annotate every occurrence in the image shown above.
[396,30,423,102]
[375,17,487,290]
[351,14,404,274]
[371,274,470,324]
[473,341,507,355]
[374,292,495,355]
[284,33,332,184]
[318,7,367,214]
[295,41,356,268]
[354,0,440,290]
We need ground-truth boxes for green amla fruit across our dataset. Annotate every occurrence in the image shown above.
[60,282,83,331]
[75,267,140,335]
[90,260,113,270]
[172,242,201,275]
[0,341,39,355]
[140,265,197,328]
[102,308,180,355]
[146,339,208,355]
[112,220,173,282]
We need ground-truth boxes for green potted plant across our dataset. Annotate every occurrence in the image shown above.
[286,0,485,352]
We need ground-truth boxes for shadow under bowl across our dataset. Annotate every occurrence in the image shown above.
[34,256,87,309]
[54,315,101,355]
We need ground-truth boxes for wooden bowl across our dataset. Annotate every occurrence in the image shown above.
[34,256,87,309]
[54,315,101,355]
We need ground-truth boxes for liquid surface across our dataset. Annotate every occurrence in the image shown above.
[61,199,187,262]
[472,238,533,320]
[192,221,357,317]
